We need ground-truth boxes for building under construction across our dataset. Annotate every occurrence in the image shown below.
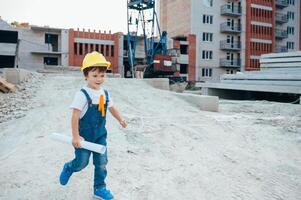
[1,0,301,82]
[160,0,301,82]
[0,17,189,80]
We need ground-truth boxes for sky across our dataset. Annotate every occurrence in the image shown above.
[0,0,128,33]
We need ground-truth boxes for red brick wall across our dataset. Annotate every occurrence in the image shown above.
[246,0,274,71]
[272,2,276,53]
[250,7,273,23]
[112,33,119,74]
[188,34,196,82]
[245,0,251,70]
[68,28,119,73]
[252,0,272,7]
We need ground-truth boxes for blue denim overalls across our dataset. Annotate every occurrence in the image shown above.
[66,88,109,191]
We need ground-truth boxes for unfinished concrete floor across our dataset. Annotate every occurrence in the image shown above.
[0,71,300,200]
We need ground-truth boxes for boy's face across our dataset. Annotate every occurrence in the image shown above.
[86,68,105,89]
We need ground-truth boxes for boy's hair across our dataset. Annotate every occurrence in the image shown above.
[83,66,107,77]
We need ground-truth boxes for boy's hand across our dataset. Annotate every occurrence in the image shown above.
[72,135,84,148]
[119,119,127,128]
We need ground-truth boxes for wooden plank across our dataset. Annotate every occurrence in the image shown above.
[0,84,9,93]
[0,77,17,93]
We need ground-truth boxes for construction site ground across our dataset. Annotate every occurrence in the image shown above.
[0,71,300,200]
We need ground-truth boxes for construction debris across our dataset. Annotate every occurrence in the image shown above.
[0,72,43,123]
[0,77,17,93]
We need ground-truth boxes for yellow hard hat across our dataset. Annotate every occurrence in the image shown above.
[81,51,111,71]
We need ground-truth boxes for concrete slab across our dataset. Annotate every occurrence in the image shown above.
[174,93,219,112]
[183,90,202,95]
[198,52,301,101]
[4,68,32,85]
[143,78,170,90]
[198,82,301,94]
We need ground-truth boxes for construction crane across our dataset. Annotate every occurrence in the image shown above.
[126,0,177,78]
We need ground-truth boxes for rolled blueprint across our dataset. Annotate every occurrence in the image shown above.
[50,133,106,154]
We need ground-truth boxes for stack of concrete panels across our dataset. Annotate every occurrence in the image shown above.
[143,78,170,90]
[197,51,301,102]
[173,93,219,112]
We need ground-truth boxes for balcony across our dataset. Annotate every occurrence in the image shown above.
[30,43,62,55]
[276,0,288,8]
[221,5,242,17]
[220,22,241,34]
[220,41,241,51]
[276,13,288,24]
[275,29,288,39]
[220,58,241,68]
[275,45,288,53]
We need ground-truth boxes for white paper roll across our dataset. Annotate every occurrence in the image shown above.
[50,133,107,154]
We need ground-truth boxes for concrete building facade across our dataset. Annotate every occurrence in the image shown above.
[18,26,69,70]
[0,19,125,74]
[0,18,19,68]
[0,18,69,71]
[159,0,301,81]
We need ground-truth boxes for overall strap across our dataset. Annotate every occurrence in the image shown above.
[80,89,92,105]
[104,89,109,108]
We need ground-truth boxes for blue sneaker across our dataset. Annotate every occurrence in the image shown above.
[59,163,73,185]
[93,188,114,200]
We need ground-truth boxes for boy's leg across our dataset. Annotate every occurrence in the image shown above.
[60,148,91,185]
[93,150,108,191]
[93,150,114,199]
[67,148,91,172]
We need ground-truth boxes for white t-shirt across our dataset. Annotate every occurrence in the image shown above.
[70,86,114,119]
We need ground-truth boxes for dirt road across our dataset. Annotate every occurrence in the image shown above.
[0,72,300,200]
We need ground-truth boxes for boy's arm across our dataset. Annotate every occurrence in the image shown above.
[71,109,84,148]
[109,106,127,128]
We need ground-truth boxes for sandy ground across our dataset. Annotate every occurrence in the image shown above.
[0,71,300,200]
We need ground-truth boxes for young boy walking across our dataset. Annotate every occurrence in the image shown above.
[59,51,127,200]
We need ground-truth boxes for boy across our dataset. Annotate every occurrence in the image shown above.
[59,51,127,200]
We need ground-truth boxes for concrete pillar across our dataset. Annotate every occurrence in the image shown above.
[117,32,124,77]
[83,43,86,56]
[174,93,219,112]
[68,29,75,66]
[87,43,90,54]
[108,44,111,58]
[76,43,79,55]
[61,29,69,67]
